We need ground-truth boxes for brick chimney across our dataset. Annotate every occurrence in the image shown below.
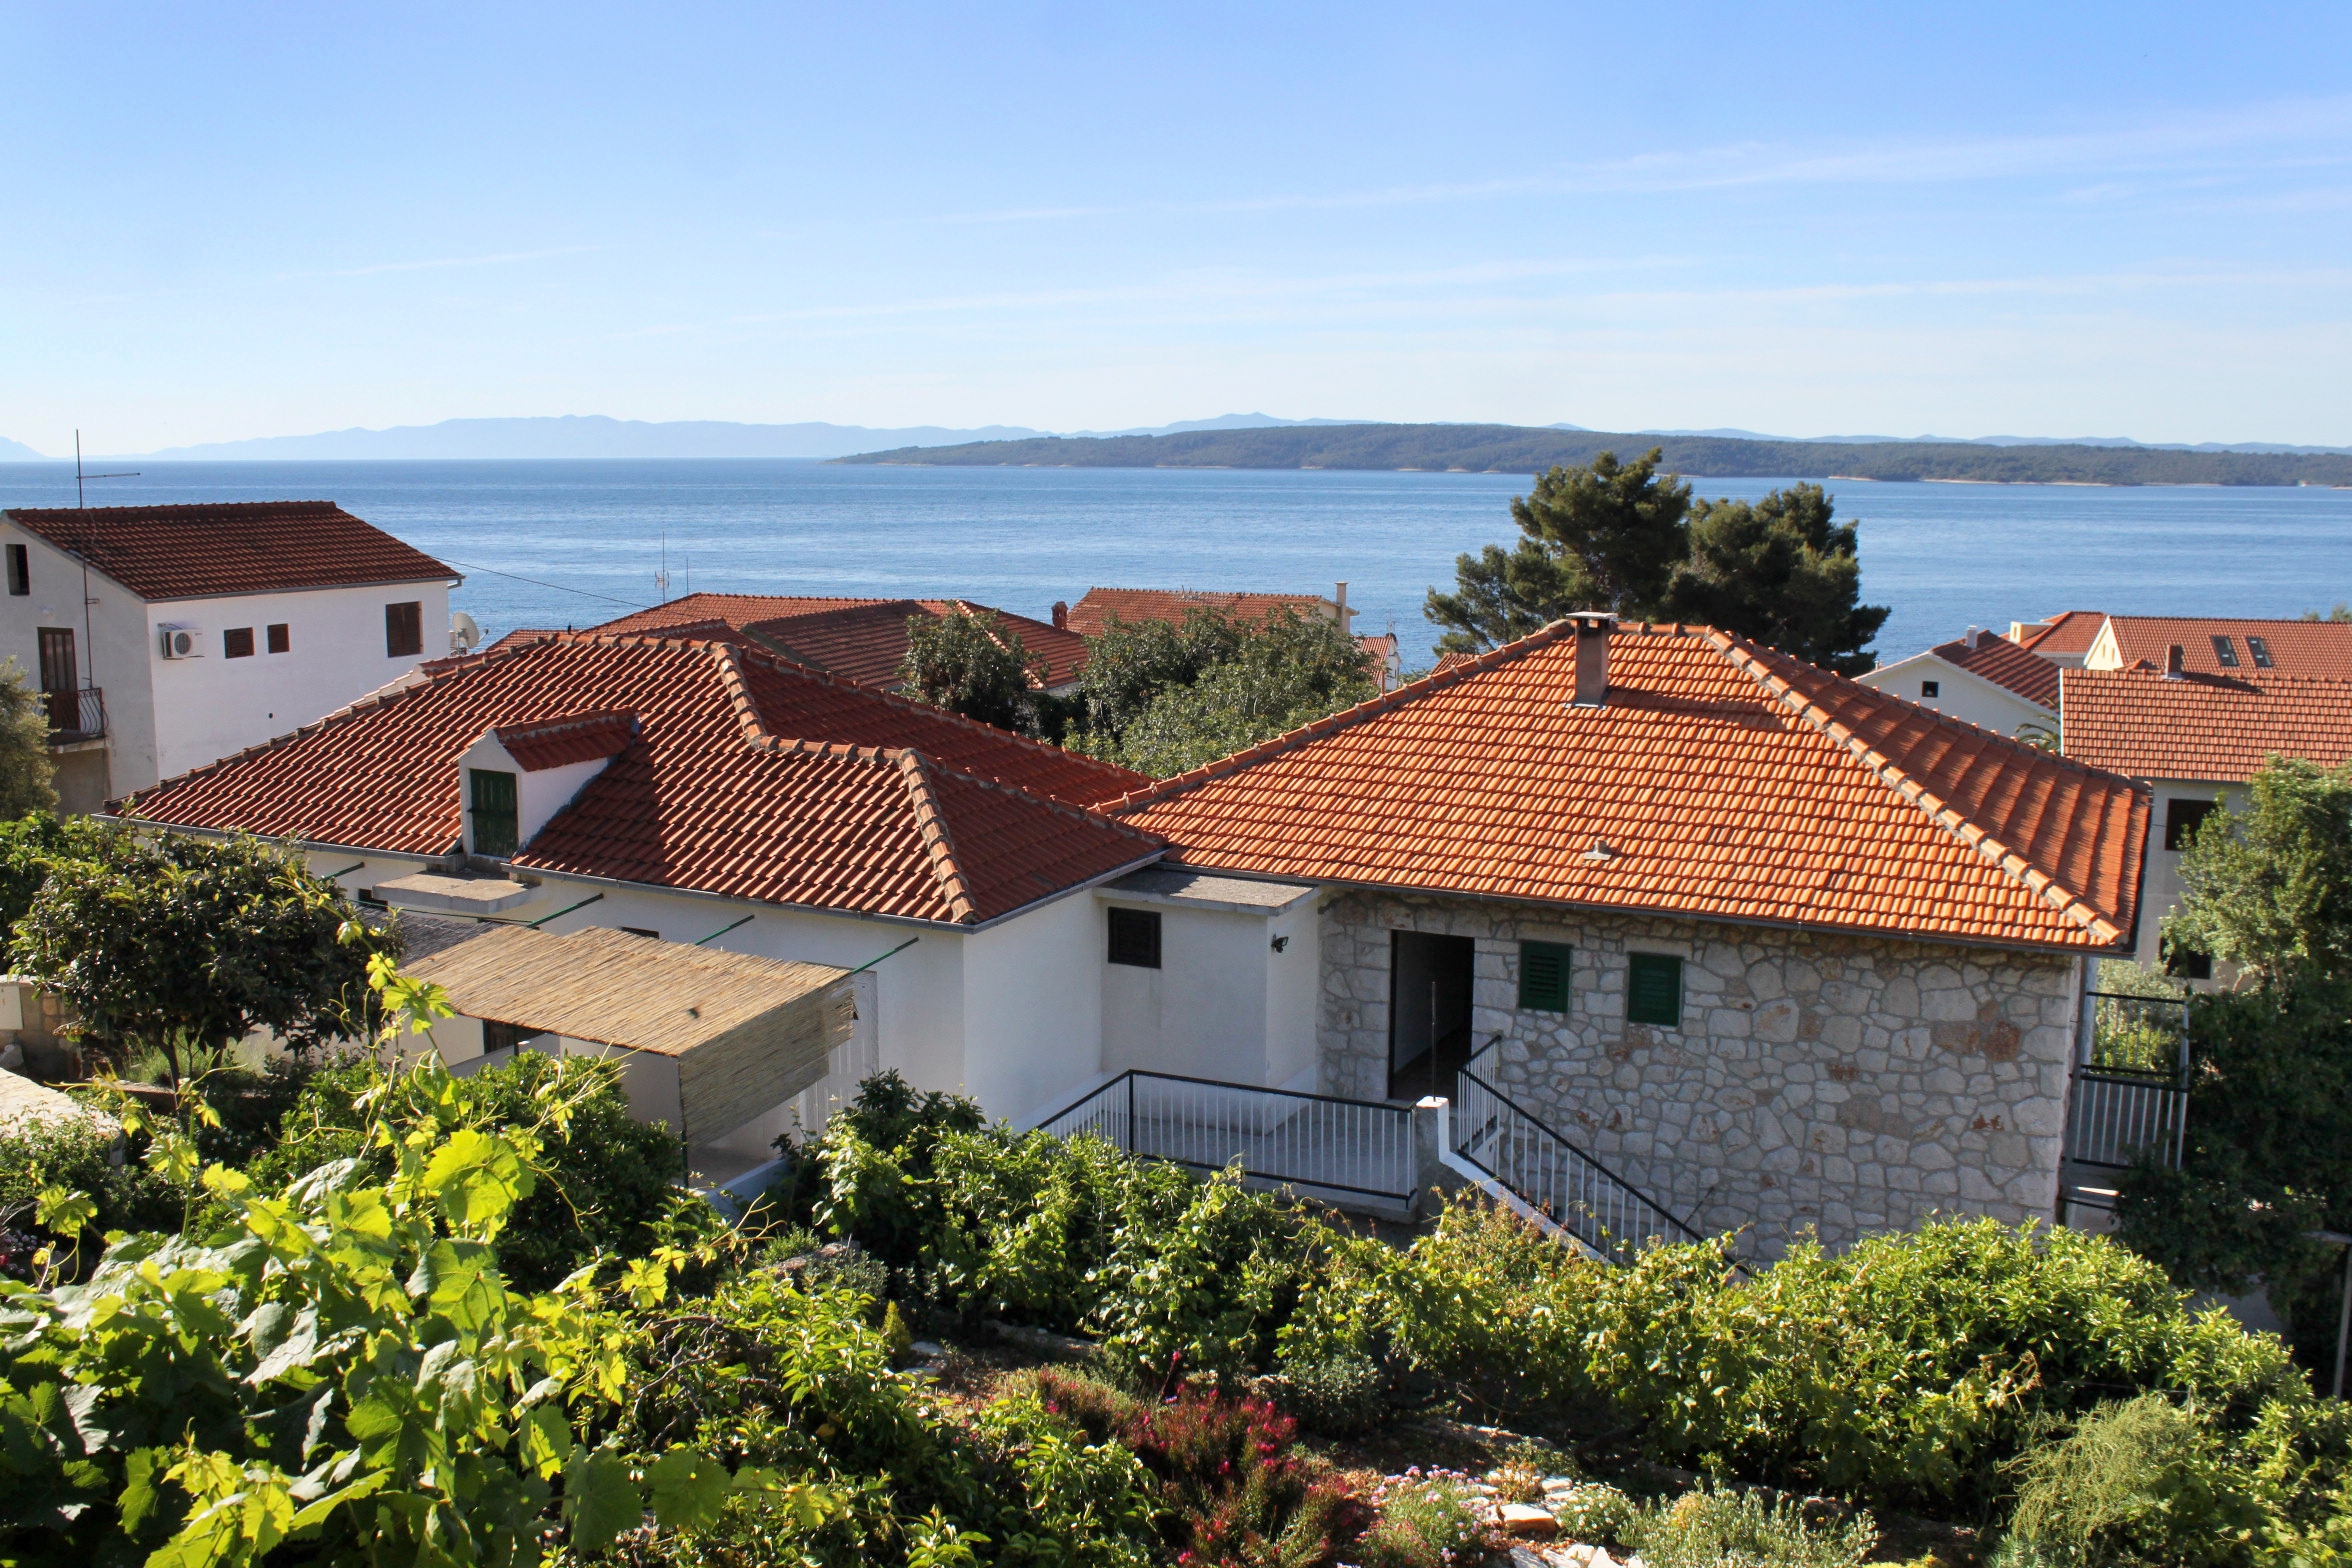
[2165,644,2186,680]
[1051,600,1068,630]
[1568,612,1614,708]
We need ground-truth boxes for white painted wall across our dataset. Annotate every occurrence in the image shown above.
[1266,896,1323,1090]
[1100,896,1281,1086]
[1856,650,2052,738]
[964,887,1105,1124]
[148,579,452,784]
[0,524,157,801]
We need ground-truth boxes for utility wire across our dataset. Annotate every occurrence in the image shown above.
[438,557,653,610]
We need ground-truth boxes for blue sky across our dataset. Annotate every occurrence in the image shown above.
[4,2,2349,452]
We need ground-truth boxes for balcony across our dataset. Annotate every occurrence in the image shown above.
[42,687,105,746]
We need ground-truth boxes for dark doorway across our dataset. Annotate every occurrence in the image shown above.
[36,628,76,733]
[1389,930,1475,1101]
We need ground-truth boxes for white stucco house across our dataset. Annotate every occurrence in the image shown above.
[118,617,2156,1253]
[0,501,461,813]
[1856,627,2057,739]
[2063,662,2352,978]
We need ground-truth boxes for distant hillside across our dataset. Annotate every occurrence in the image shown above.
[140,415,1053,461]
[0,436,47,460]
[838,423,2352,487]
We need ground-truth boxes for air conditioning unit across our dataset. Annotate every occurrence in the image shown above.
[158,624,202,659]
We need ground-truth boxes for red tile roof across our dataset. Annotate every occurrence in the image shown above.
[591,592,1090,688]
[1929,633,2061,708]
[2097,615,2352,679]
[1064,587,1336,639]
[493,710,639,771]
[2061,668,2352,782]
[120,632,1155,927]
[2016,610,2106,658]
[1113,621,2147,953]
[2,501,457,603]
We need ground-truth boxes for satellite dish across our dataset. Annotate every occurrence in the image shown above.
[450,611,483,653]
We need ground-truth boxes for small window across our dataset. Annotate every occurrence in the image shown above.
[266,623,290,654]
[482,1019,538,1055]
[1518,940,1571,1012]
[2246,635,2273,669]
[386,600,424,657]
[1626,953,1682,1027]
[2211,635,2240,669]
[1107,906,1162,968]
[4,544,26,596]
[2164,797,2217,852]
[222,627,256,659]
[356,887,386,908]
[1919,680,1940,699]
[469,767,520,857]
[619,926,659,939]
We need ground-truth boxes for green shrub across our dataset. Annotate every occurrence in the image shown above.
[250,1049,684,1289]
[0,1110,182,1248]
[1265,1349,1386,1437]
[1624,1481,1879,1568]
[1552,1481,1637,1545]
[2244,1396,2352,1565]
[2001,1394,2260,1567]
[1355,1478,1495,1568]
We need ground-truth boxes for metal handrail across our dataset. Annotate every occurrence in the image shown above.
[1450,1061,1704,1257]
[41,686,104,743]
[1038,1068,1416,1203]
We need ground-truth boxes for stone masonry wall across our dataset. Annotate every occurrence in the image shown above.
[1319,891,2085,1257]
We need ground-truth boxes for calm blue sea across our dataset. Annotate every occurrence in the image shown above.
[2,459,2347,664]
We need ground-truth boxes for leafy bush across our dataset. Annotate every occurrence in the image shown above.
[785,1073,1313,1390]
[2000,1394,2257,1568]
[1264,1349,1385,1438]
[1552,1481,1638,1545]
[1354,1477,1495,1568]
[1285,1196,2306,1517]
[249,1048,685,1290]
[1027,1367,1370,1567]
[1624,1482,1879,1568]
[0,1110,183,1245]
[0,1047,785,1568]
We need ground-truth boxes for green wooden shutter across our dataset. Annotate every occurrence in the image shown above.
[1518,940,1571,1012]
[469,768,520,857]
[1626,953,1682,1027]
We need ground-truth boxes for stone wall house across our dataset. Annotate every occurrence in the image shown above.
[1116,615,2150,1258]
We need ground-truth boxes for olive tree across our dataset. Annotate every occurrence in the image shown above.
[899,606,1044,732]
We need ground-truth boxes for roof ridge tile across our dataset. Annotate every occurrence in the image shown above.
[897,749,980,925]
[1710,631,2130,943]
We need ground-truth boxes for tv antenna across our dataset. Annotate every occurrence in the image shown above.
[74,431,138,508]
[655,532,670,603]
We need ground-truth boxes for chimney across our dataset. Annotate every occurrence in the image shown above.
[1965,626,1982,650]
[1051,600,1068,630]
[1569,613,1614,707]
[1333,581,1351,630]
[2165,644,2186,680]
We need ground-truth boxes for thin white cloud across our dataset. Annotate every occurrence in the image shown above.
[926,95,2352,225]
[287,245,602,280]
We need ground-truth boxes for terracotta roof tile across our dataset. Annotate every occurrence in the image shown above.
[1065,586,1335,639]
[3,501,457,602]
[2017,610,2107,657]
[1113,622,2146,953]
[2098,615,2352,679]
[591,591,1089,687]
[1929,633,2061,707]
[2061,668,2352,782]
[493,710,638,771]
[119,633,1154,927]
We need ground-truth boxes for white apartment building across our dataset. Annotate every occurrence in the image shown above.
[0,501,461,813]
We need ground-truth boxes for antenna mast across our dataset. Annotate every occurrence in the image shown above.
[73,430,138,508]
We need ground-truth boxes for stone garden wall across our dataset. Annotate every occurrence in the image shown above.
[1317,890,2085,1257]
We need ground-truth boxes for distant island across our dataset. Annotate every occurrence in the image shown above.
[837,423,2352,487]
